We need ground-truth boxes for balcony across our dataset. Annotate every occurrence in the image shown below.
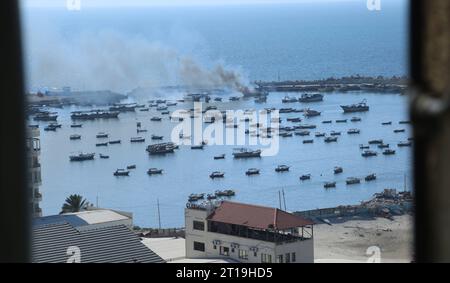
[208,221,313,245]
[34,192,42,202]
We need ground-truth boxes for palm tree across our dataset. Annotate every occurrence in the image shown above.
[60,194,87,214]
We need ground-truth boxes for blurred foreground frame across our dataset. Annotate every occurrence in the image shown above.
[411,0,450,263]
[0,0,449,263]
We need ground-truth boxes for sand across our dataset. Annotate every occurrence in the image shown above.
[314,214,413,263]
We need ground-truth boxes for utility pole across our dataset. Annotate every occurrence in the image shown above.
[157,198,161,229]
[282,189,287,211]
[96,194,98,208]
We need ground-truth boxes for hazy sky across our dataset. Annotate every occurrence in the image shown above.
[24,0,366,8]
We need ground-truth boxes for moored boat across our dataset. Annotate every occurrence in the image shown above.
[275,165,290,172]
[69,153,95,162]
[147,168,163,175]
[114,169,130,176]
[245,168,260,175]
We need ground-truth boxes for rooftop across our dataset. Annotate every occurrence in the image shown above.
[206,201,314,230]
[32,222,164,263]
[33,209,131,230]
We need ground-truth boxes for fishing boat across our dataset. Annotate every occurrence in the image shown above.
[295,130,310,136]
[147,168,163,175]
[315,132,326,137]
[279,132,293,137]
[108,140,121,144]
[365,174,377,181]
[383,149,396,155]
[299,174,311,181]
[127,165,136,170]
[156,106,168,111]
[322,120,332,124]
[70,124,82,128]
[147,142,176,155]
[394,129,406,133]
[303,139,314,144]
[378,143,390,149]
[324,182,336,188]
[161,111,170,115]
[139,108,150,112]
[232,148,261,158]
[130,137,145,143]
[279,108,293,113]
[109,104,136,112]
[304,109,321,117]
[275,165,290,172]
[191,144,204,150]
[44,125,57,131]
[298,124,316,129]
[69,134,81,140]
[330,131,341,136]
[287,117,302,122]
[209,171,225,179]
[347,129,360,135]
[151,135,163,140]
[362,150,378,157]
[359,144,370,149]
[214,97,223,102]
[113,169,130,176]
[334,167,343,174]
[368,139,383,145]
[215,189,235,197]
[150,117,162,121]
[99,154,109,159]
[382,121,392,125]
[229,96,240,101]
[346,177,361,185]
[137,129,148,133]
[341,100,369,113]
[188,193,205,202]
[282,96,298,103]
[351,117,362,122]
[336,119,347,123]
[207,194,217,200]
[399,120,411,124]
[96,142,108,147]
[398,141,412,147]
[167,102,177,106]
[96,132,108,138]
[34,112,58,121]
[324,136,338,143]
[71,110,119,120]
[69,153,95,162]
[246,168,260,175]
[214,154,225,160]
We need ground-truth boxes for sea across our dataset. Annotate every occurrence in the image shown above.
[22,0,411,227]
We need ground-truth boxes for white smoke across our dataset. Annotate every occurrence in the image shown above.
[23,24,248,93]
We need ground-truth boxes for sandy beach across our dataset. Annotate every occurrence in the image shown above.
[314,214,413,263]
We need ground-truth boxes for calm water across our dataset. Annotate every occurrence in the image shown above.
[22,1,411,227]
[36,92,412,227]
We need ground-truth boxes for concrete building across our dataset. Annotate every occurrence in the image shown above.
[185,201,314,263]
[26,125,42,217]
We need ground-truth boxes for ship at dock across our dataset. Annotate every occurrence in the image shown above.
[232,148,262,158]
[341,100,369,113]
[146,142,177,155]
[71,110,119,120]
[298,93,324,103]
[109,103,136,112]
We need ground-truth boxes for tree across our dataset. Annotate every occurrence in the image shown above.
[60,194,87,214]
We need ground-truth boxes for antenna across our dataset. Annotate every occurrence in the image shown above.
[278,191,282,210]
[157,198,161,229]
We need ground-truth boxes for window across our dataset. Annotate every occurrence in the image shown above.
[277,255,283,263]
[220,246,229,256]
[285,253,291,263]
[238,249,248,260]
[261,253,272,263]
[292,252,296,262]
[193,241,205,252]
[193,220,205,231]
